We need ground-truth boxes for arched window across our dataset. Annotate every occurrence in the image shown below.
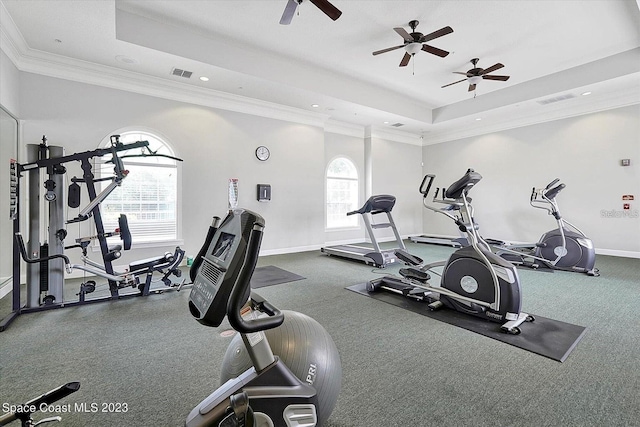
[97,131,179,245]
[326,157,359,228]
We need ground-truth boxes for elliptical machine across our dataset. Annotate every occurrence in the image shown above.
[368,169,533,334]
[186,209,342,427]
[488,179,599,276]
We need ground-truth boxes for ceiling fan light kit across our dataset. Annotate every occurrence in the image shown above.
[277,3,510,96]
[405,42,423,55]
[441,58,511,93]
[372,20,454,67]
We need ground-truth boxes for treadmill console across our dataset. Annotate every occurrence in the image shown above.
[188,209,265,327]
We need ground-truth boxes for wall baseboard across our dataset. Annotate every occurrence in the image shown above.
[260,244,323,257]
[595,248,640,259]
[0,277,11,299]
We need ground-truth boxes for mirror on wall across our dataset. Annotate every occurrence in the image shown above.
[0,104,19,293]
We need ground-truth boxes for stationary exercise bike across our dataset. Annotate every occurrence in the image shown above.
[487,179,599,276]
[368,170,533,334]
[186,209,341,427]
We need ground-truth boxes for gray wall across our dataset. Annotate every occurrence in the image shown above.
[422,104,640,256]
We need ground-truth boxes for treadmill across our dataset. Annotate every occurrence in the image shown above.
[321,195,406,268]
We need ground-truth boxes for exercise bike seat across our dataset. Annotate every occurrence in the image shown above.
[399,267,430,283]
[395,249,423,266]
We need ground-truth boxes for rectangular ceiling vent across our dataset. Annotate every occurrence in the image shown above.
[536,93,576,105]
[391,122,405,127]
[171,68,193,79]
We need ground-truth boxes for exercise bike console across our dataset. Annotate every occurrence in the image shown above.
[189,209,277,328]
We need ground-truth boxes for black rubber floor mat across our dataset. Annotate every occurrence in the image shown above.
[347,282,586,362]
[250,266,305,288]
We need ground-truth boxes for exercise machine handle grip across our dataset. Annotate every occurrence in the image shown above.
[227,227,284,333]
[419,174,436,198]
[544,183,565,200]
[545,178,560,190]
[530,187,537,202]
[0,382,80,425]
[15,233,70,266]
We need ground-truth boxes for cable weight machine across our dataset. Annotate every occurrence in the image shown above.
[1,135,185,332]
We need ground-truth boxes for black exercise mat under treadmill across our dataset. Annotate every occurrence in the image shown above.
[347,282,586,362]
[250,266,306,289]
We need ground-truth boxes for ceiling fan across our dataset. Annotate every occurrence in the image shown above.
[280,0,342,25]
[442,58,511,92]
[372,20,453,67]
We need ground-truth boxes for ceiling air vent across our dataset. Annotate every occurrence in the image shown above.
[391,122,405,127]
[171,68,193,78]
[536,93,576,105]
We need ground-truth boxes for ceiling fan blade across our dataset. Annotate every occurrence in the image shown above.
[483,74,510,81]
[421,44,449,58]
[441,78,467,88]
[399,52,412,67]
[394,27,413,42]
[372,45,405,55]
[453,71,469,76]
[479,63,504,75]
[420,26,454,43]
[309,0,342,21]
[468,83,476,92]
[279,0,299,25]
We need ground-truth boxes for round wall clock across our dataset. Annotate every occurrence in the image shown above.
[255,146,270,161]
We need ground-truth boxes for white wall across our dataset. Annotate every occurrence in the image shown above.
[0,49,20,294]
[16,72,424,270]
[323,131,366,244]
[0,49,20,116]
[18,72,326,266]
[369,135,423,240]
[422,104,640,257]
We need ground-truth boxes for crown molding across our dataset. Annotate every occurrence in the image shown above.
[1,5,330,129]
[0,1,24,65]
[324,119,365,138]
[365,125,423,146]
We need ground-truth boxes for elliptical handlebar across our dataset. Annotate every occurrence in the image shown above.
[545,178,560,190]
[544,183,565,200]
[227,225,285,334]
[419,174,436,198]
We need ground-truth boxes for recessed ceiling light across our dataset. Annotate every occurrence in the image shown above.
[311,104,319,108]
[475,118,482,121]
[384,121,390,124]
[199,76,209,82]
[115,55,138,64]
[581,91,592,96]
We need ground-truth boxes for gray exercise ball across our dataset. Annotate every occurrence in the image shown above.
[220,310,342,426]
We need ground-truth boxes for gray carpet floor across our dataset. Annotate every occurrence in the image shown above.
[0,241,639,426]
